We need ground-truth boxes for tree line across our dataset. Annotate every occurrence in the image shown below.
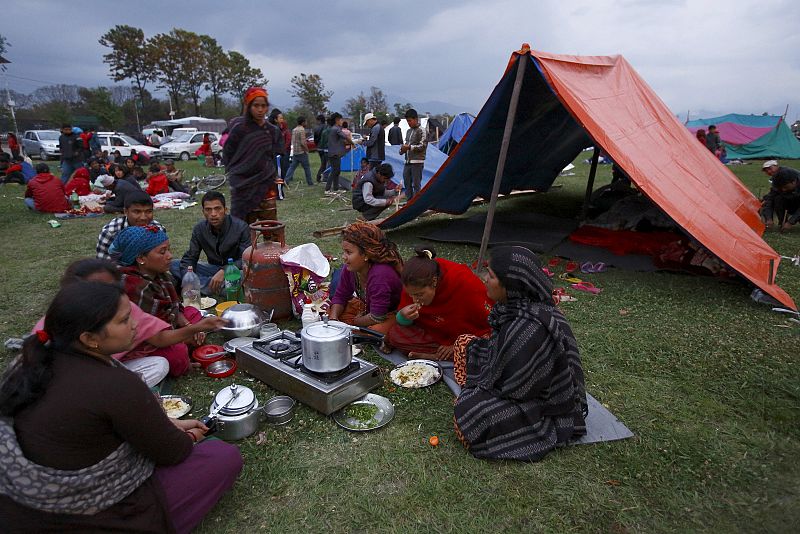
[99,25,266,117]
[1,29,453,136]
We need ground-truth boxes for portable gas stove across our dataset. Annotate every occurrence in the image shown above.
[235,330,382,415]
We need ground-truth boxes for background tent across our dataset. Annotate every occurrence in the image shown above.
[340,145,367,172]
[338,144,447,189]
[384,144,448,190]
[382,117,429,146]
[379,47,794,309]
[438,113,476,154]
[339,143,447,181]
[686,114,800,159]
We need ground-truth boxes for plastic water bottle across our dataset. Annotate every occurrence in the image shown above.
[301,303,318,328]
[70,191,80,210]
[181,266,202,308]
[223,258,242,302]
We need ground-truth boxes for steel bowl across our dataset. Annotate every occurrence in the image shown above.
[220,304,267,339]
[263,396,296,425]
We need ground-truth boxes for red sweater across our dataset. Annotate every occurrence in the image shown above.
[397,259,493,346]
[146,173,169,196]
[25,172,70,212]
[65,168,92,196]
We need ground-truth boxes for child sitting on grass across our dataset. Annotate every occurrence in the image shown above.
[146,162,169,196]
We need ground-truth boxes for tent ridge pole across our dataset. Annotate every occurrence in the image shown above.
[475,53,528,273]
[581,146,601,220]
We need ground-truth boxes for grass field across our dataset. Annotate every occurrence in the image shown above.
[0,155,798,533]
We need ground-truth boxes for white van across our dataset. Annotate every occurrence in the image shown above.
[159,131,222,161]
[96,132,161,158]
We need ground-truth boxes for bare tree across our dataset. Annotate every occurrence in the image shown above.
[343,92,368,121]
[367,86,388,115]
[289,73,332,116]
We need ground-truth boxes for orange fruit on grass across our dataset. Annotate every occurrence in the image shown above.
[429,436,440,447]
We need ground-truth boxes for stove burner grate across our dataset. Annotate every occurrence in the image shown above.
[299,361,362,384]
[253,334,302,359]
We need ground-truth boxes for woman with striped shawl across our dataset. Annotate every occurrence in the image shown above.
[453,246,588,461]
[223,87,284,221]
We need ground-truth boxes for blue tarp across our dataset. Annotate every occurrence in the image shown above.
[340,145,367,172]
[384,144,448,190]
[380,55,591,229]
[438,113,475,154]
[327,144,447,191]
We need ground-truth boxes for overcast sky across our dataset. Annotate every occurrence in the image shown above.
[2,0,799,121]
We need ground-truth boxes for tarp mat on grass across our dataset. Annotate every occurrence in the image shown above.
[377,350,634,445]
[420,211,578,252]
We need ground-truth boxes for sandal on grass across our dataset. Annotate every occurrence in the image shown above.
[559,273,583,284]
[581,261,608,274]
[565,261,579,272]
[552,287,578,303]
[547,257,562,267]
[571,282,602,294]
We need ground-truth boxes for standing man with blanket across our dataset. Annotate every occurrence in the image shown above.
[399,109,427,198]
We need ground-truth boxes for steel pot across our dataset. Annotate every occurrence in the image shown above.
[201,384,264,441]
[300,317,384,373]
[219,304,267,339]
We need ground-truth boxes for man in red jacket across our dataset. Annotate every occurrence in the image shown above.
[24,163,71,213]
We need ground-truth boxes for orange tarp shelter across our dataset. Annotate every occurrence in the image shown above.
[379,47,795,310]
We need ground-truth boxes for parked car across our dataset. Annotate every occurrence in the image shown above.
[96,132,161,158]
[158,131,222,161]
[22,130,61,160]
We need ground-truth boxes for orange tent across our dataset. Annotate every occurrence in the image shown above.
[380,47,795,310]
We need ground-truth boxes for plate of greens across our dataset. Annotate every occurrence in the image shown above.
[333,393,395,432]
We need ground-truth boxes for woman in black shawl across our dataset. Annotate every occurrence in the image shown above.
[223,87,284,221]
[453,246,588,461]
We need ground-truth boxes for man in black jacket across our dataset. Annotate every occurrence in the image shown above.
[362,113,385,169]
[171,191,252,295]
[387,117,403,145]
[58,124,84,184]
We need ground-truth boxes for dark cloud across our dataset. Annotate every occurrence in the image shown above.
[2,0,798,121]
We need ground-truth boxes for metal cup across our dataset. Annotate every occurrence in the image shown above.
[260,323,279,338]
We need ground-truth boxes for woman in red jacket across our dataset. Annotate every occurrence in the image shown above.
[7,132,20,158]
[386,247,493,360]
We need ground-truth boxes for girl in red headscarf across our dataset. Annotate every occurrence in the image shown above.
[222,87,283,221]
[195,133,214,167]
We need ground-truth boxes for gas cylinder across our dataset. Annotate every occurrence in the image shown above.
[241,220,293,320]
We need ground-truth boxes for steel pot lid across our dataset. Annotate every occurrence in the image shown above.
[213,384,256,416]
[303,320,350,340]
